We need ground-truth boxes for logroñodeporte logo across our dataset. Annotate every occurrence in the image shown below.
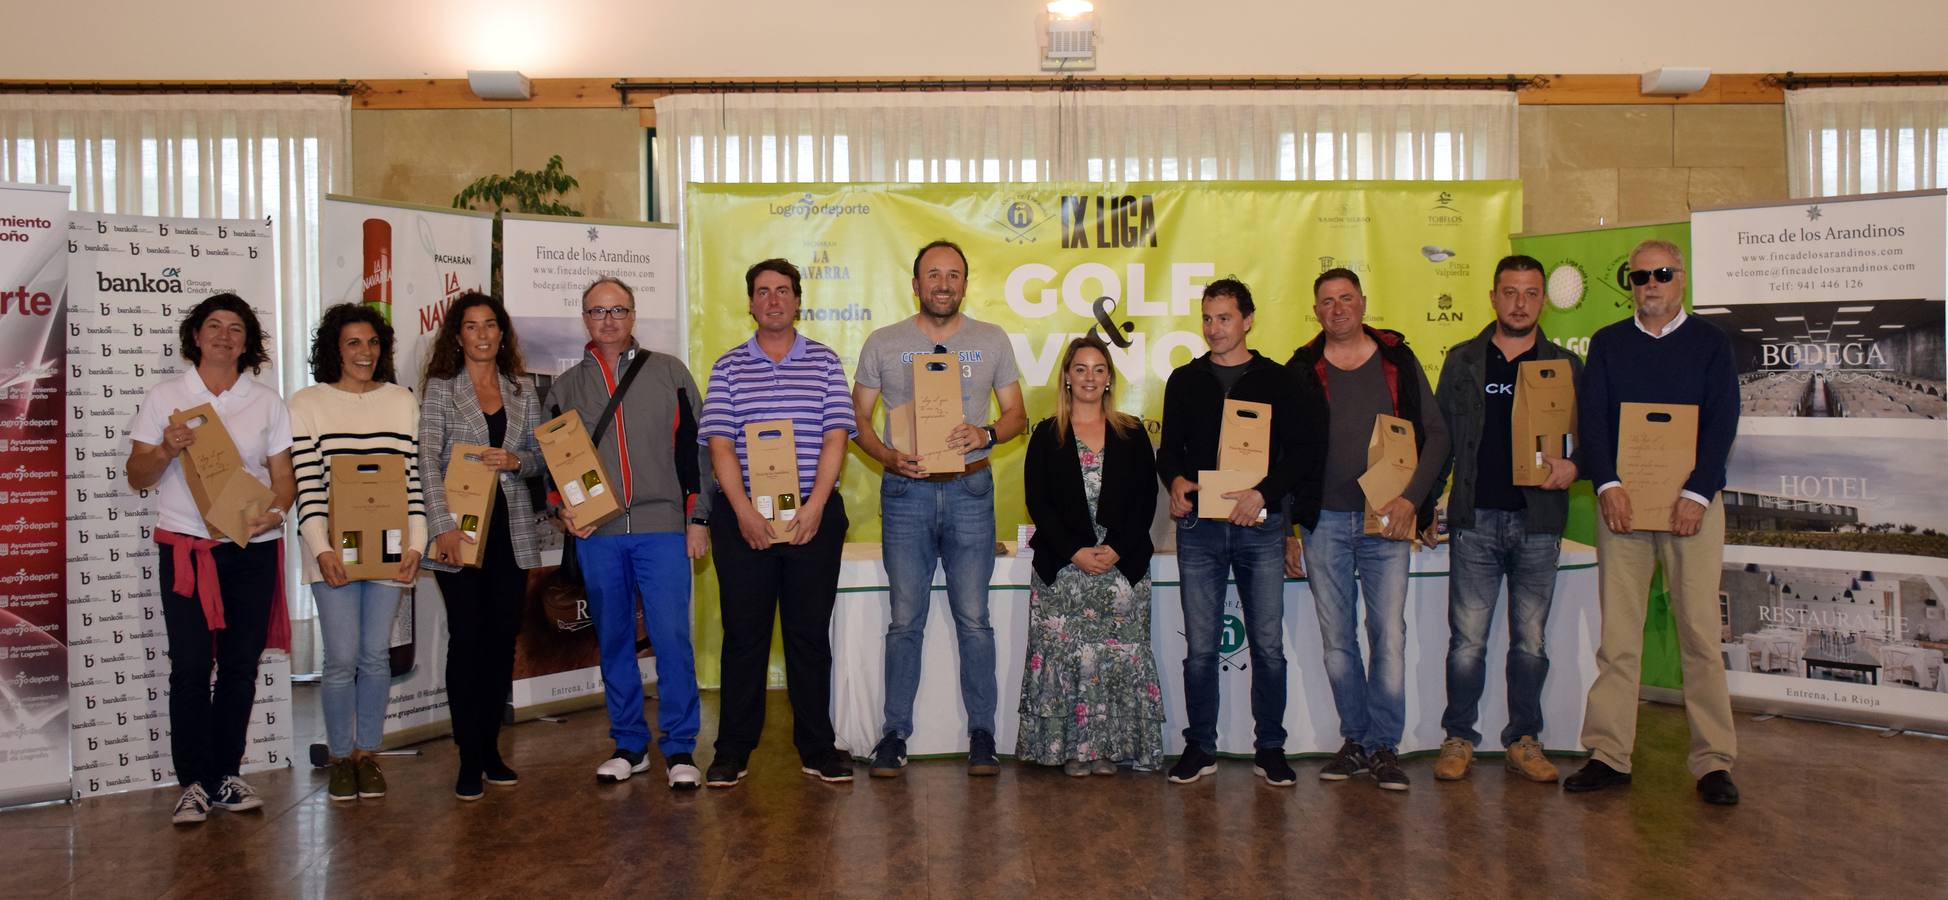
[767,192,872,219]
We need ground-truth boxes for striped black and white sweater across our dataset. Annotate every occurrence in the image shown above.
[289,381,428,583]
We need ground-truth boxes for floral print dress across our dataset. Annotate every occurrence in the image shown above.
[1016,438,1165,769]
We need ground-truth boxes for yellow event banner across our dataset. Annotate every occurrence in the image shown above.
[687,181,1520,546]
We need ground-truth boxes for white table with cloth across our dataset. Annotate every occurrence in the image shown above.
[1743,631,1805,674]
[828,541,1601,758]
[1875,645,1945,689]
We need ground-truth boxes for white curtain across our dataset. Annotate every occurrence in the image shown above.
[1786,86,1948,197]
[0,94,351,668]
[654,89,1518,223]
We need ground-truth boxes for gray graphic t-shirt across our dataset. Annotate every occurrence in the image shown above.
[855,314,1020,463]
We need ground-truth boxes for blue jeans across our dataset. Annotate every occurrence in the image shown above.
[880,467,998,740]
[577,531,700,757]
[1302,509,1411,754]
[314,579,404,756]
[1442,508,1560,747]
[1176,511,1289,750]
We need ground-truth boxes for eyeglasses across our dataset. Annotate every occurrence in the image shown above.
[583,306,635,320]
[1627,267,1681,286]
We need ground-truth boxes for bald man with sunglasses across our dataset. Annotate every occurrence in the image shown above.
[1566,239,1742,806]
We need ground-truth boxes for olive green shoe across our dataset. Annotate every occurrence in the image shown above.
[355,756,387,799]
[328,759,358,802]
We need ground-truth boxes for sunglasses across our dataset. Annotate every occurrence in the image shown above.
[1627,267,1682,286]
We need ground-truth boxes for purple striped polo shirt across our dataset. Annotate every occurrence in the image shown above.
[698,331,857,497]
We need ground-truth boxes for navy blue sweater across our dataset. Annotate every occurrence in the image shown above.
[1578,315,1741,499]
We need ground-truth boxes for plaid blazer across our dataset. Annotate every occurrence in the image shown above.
[418,370,546,571]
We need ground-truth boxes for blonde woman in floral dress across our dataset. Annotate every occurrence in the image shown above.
[1019,336,1164,775]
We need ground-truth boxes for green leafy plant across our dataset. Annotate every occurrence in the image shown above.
[452,154,583,296]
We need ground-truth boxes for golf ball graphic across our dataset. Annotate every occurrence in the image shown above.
[1547,264,1585,310]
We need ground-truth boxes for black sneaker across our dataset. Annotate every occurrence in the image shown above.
[869,734,907,778]
[968,730,1000,776]
[706,754,748,788]
[1319,741,1370,781]
[1370,748,1410,791]
[801,749,855,783]
[1563,759,1633,793]
[482,757,519,787]
[1253,748,1297,786]
[1167,744,1218,784]
[455,769,484,802]
[209,775,264,812]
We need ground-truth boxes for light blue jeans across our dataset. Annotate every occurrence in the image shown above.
[1302,509,1411,754]
[880,467,998,740]
[314,579,404,756]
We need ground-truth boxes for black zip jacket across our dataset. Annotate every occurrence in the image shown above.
[1155,350,1322,516]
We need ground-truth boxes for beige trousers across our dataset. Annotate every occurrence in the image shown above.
[1581,496,1737,778]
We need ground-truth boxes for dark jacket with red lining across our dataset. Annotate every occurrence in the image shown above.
[1285,326,1438,532]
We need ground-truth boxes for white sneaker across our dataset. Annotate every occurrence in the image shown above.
[596,748,650,783]
[666,752,702,790]
[171,784,211,825]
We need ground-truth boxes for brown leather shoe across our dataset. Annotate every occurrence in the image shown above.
[1432,737,1473,781]
[1505,736,1561,783]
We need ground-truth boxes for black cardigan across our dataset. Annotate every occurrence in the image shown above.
[1024,416,1159,586]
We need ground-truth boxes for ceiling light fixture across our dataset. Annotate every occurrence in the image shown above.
[1040,0,1097,71]
[1641,67,1711,96]
[467,70,532,101]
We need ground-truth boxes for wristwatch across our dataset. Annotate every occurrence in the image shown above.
[982,424,999,448]
[690,516,709,527]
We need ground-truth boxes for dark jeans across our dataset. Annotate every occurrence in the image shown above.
[1441,508,1560,747]
[435,522,525,773]
[711,493,847,763]
[1175,512,1289,750]
[158,537,278,791]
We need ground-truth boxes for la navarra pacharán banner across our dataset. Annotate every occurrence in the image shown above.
[686,181,1522,544]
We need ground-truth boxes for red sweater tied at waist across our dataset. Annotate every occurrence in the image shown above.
[154,529,293,654]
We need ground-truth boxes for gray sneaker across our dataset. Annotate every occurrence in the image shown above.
[171,784,210,825]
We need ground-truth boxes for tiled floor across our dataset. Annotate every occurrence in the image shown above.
[4,689,1942,899]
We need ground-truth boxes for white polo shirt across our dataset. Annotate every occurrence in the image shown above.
[128,367,293,542]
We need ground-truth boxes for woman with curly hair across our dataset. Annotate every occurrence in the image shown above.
[125,294,298,825]
[289,302,427,803]
[417,292,546,800]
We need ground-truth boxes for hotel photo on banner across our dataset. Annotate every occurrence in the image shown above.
[3,2,1948,895]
